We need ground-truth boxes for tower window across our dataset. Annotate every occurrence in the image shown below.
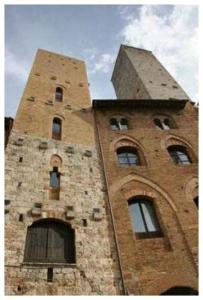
[24,220,75,263]
[168,145,191,165]
[52,118,62,140]
[110,117,128,130]
[50,167,60,188]
[128,197,162,239]
[55,87,63,102]
[154,118,172,130]
[110,118,119,130]
[117,147,140,166]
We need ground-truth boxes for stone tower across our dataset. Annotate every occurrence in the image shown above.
[93,45,198,295]
[5,49,121,295]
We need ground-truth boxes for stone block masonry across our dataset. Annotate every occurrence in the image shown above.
[5,130,121,295]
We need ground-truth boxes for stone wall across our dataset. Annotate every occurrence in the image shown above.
[112,45,190,100]
[5,130,122,295]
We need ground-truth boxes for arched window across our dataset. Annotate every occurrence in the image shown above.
[49,155,62,200]
[154,117,173,130]
[168,145,191,165]
[117,147,140,166]
[52,118,62,140]
[24,219,75,263]
[110,117,128,130]
[128,197,162,238]
[55,87,63,102]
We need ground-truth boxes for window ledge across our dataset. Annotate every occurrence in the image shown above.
[22,262,77,268]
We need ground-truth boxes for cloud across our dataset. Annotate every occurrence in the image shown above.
[119,5,198,101]
[90,53,116,74]
[5,48,30,82]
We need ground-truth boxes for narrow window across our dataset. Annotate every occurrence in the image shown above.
[120,118,128,130]
[168,145,191,165]
[19,214,24,222]
[55,87,63,102]
[52,118,62,140]
[154,118,163,130]
[110,118,119,130]
[117,147,140,166]
[194,196,198,209]
[47,268,53,282]
[163,118,171,130]
[128,197,162,239]
[19,157,23,162]
[50,167,60,188]
[82,219,87,227]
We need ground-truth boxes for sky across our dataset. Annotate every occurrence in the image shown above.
[5,4,198,118]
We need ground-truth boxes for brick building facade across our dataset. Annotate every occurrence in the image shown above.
[5,45,198,295]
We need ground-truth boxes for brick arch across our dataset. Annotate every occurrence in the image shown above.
[110,135,146,152]
[161,133,194,150]
[110,173,177,212]
[146,273,198,295]
[110,135,148,166]
[184,175,198,202]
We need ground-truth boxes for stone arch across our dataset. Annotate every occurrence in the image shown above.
[161,133,194,150]
[110,173,177,212]
[27,211,75,228]
[50,154,62,169]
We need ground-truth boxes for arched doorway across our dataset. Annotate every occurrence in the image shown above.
[161,286,198,295]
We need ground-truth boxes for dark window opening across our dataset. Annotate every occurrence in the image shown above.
[154,118,171,130]
[55,87,63,102]
[154,118,163,130]
[47,268,53,282]
[194,196,198,209]
[120,118,128,130]
[161,286,198,295]
[24,220,75,263]
[82,219,87,227]
[19,157,23,162]
[110,118,128,130]
[168,145,191,165]
[19,214,24,222]
[163,118,171,130]
[110,118,119,130]
[128,197,162,239]
[117,147,140,166]
[52,118,62,140]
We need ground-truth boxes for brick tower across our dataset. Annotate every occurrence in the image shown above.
[93,45,198,295]
[5,49,121,295]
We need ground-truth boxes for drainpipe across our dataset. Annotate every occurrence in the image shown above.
[93,109,127,295]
